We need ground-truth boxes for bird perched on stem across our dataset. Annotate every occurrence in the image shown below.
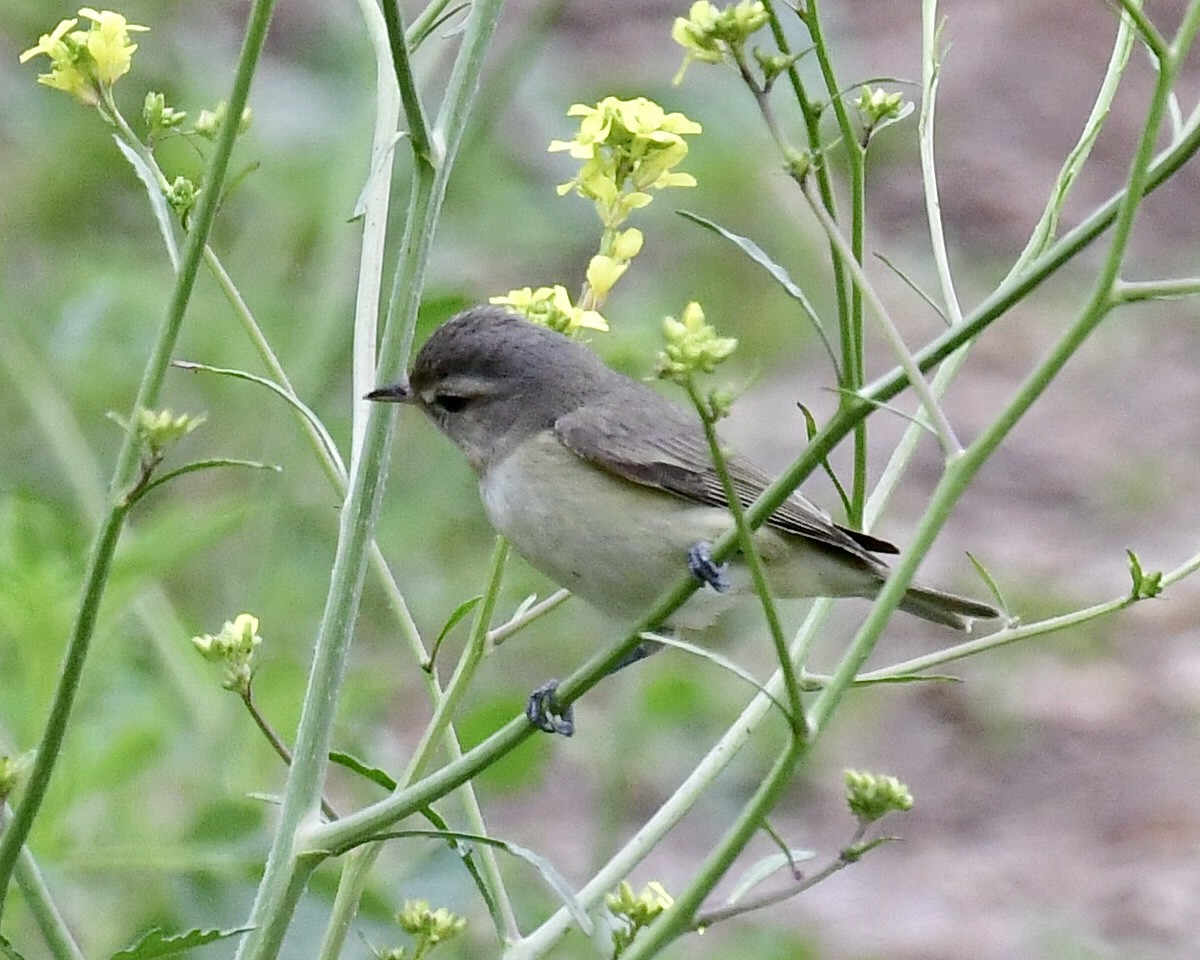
[369,306,998,734]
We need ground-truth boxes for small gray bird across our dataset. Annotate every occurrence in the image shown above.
[369,306,997,732]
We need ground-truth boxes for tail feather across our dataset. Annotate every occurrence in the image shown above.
[899,584,1000,630]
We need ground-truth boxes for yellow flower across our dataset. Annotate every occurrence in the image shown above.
[490,285,608,335]
[20,9,148,101]
[18,17,78,65]
[672,0,769,84]
[585,255,628,299]
[78,7,148,85]
[551,96,700,229]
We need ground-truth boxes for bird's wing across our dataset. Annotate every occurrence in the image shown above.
[554,395,896,559]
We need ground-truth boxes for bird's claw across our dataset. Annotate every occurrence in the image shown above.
[526,679,575,737]
[687,541,729,593]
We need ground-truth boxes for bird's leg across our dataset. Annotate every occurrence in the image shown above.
[526,634,669,736]
[687,540,729,592]
[612,633,664,671]
[526,680,574,737]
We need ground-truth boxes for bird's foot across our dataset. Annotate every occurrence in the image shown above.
[526,680,575,737]
[611,635,665,673]
[687,541,729,593]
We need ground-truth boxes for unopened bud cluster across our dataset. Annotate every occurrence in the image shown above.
[192,613,262,695]
[844,769,914,823]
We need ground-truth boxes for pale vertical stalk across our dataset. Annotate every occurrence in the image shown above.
[351,0,399,465]
[919,1,963,326]
[234,1,508,956]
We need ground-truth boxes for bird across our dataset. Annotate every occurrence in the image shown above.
[368,306,998,733]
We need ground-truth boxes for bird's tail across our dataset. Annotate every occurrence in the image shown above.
[899,584,1000,630]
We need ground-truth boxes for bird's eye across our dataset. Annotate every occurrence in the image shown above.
[432,393,469,413]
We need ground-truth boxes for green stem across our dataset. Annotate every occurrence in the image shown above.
[0,0,273,911]
[2,805,84,960]
[1113,277,1200,301]
[234,1,507,955]
[380,0,432,165]
[761,0,853,421]
[686,382,803,730]
[621,740,803,958]
[800,177,961,456]
[919,4,963,326]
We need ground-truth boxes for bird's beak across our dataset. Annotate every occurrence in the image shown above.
[365,381,413,403]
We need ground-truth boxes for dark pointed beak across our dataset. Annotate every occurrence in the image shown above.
[365,381,412,403]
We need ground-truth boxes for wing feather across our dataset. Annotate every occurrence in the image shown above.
[553,395,895,561]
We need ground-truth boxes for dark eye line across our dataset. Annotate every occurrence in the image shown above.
[433,393,469,413]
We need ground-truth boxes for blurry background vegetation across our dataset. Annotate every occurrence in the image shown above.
[2,1,1199,958]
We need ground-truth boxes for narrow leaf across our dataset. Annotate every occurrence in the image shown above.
[725,849,816,904]
[640,632,793,722]
[797,403,851,519]
[430,595,482,666]
[111,927,253,960]
[113,136,180,271]
[677,211,840,377]
[966,551,1009,612]
[340,829,593,935]
[418,805,502,932]
[328,750,397,791]
[172,362,346,479]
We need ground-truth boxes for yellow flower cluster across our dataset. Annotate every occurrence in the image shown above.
[672,0,768,83]
[490,285,609,335]
[19,8,148,104]
[550,96,701,229]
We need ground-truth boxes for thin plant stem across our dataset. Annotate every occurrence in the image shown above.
[620,740,803,958]
[919,5,963,326]
[800,176,962,457]
[240,689,339,823]
[349,0,401,466]
[686,381,803,730]
[692,823,870,929]
[810,1,1200,735]
[2,804,84,960]
[234,2,508,955]
[0,0,276,910]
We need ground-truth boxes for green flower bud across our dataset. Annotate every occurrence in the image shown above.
[844,769,914,823]
[657,302,738,382]
[192,613,262,694]
[134,407,205,455]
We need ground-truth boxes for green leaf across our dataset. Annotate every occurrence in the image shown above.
[725,849,815,904]
[110,927,253,960]
[797,403,852,520]
[340,829,592,935]
[874,252,947,323]
[966,551,1009,613]
[677,210,840,377]
[418,804,502,933]
[1127,549,1163,600]
[430,595,482,666]
[640,632,793,722]
[329,750,397,791]
[112,136,180,271]
[171,362,346,479]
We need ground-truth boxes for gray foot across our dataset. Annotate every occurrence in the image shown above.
[526,680,575,737]
[687,541,729,593]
